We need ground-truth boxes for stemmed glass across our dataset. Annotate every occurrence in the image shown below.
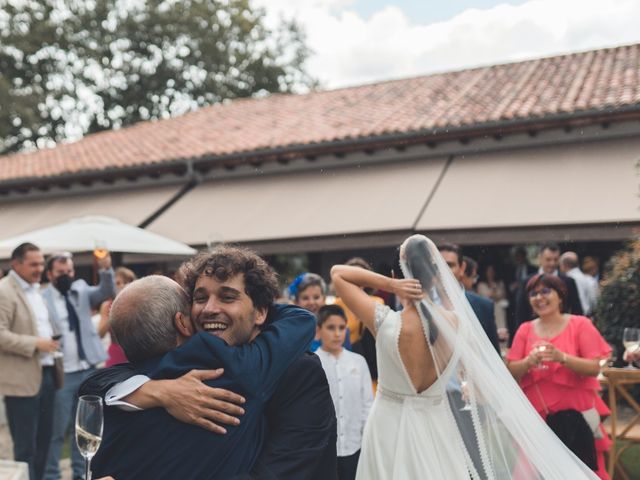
[533,343,549,370]
[458,368,472,411]
[76,395,103,480]
[622,328,640,369]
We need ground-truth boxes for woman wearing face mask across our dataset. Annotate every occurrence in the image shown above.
[98,267,137,366]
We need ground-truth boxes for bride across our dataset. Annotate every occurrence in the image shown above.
[330,235,599,479]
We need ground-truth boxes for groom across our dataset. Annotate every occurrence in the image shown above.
[81,246,337,479]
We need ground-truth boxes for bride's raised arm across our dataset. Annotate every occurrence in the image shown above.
[330,265,422,337]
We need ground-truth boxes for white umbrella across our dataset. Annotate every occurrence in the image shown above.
[0,215,197,259]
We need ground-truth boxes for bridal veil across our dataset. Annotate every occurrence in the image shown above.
[399,234,598,480]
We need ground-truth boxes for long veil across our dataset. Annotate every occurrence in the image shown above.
[399,234,598,480]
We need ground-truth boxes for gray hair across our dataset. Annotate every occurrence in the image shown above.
[559,251,579,270]
[295,273,327,300]
[110,275,190,363]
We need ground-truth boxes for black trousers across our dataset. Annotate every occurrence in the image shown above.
[337,450,360,480]
[4,367,57,480]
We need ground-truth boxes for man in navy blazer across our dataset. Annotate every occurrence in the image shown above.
[89,274,315,480]
[42,252,115,480]
[82,246,337,480]
[438,244,500,354]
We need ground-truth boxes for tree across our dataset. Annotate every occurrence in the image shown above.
[595,239,640,360]
[0,0,315,154]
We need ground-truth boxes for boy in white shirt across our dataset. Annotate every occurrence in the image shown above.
[315,305,374,480]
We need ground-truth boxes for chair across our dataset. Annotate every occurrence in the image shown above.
[603,368,640,480]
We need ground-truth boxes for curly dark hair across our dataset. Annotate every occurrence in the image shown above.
[177,245,279,311]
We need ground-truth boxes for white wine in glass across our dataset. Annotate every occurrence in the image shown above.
[76,395,103,480]
[622,328,640,369]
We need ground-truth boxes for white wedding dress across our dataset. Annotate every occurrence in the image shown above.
[355,235,599,480]
[356,304,470,479]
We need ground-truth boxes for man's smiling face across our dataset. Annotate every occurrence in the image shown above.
[191,273,267,346]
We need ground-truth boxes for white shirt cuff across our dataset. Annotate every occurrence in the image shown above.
[105,375,151,411]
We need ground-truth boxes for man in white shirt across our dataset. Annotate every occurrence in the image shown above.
[0,243,61,480]
[42,252,115,480]
[315,304,373,480]
[560,251,598,317]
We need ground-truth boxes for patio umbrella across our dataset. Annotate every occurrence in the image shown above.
[0,215,197,259]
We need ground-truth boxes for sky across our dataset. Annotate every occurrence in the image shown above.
[254,0,640,90]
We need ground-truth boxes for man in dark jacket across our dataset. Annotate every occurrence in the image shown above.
[511,243,583,341]
[82,247,337,480]
[438,244,500,354]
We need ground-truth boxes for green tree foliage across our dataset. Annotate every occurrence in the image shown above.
[0,0,314,153]
[595,239,640,354]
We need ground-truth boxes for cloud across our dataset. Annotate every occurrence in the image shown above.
[255,0,640,89]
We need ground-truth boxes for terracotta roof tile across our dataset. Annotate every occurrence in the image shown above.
[2,43,640,182]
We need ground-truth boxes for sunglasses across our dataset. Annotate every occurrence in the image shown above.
[528,287,553,298]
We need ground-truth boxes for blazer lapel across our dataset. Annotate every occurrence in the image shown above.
[9,275,39,334]
[42,287,62,336]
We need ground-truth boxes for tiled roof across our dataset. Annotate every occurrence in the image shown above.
[2,43,640,182]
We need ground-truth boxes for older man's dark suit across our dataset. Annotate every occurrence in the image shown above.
[80,306,337,480]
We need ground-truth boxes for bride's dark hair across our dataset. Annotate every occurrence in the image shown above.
[398,237,439,344]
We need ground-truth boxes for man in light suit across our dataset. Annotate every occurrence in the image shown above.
[42,252,115,480]
[0,243,62,480]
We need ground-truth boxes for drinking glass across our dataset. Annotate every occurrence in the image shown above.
[93,240,109,260]
[534,344,549,370]
[622,328,640,369]
[76,395,103,480]
[458,368,472,411]
[51,333,63,359]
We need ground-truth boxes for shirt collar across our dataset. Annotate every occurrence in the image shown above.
[317,347,342,360]
[10,270,39,291]
[538,267,558,275]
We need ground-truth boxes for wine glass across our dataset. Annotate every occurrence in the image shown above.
[534,344,549,370]
[622,328,640,369]
[458,368,472,411]
[76,395,103,480]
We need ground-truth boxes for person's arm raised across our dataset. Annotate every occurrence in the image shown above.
[330,265,422,336]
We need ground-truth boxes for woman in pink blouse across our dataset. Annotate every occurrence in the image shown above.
[507,273,611,480]
[98,267,137,366]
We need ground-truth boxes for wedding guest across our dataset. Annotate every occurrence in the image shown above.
[98,267,137,366]
[43,251,115,480]
[507,273,611,479]
[560,252,598,317]
[477,264,509,343]
[295,273,327,316]
[295,273,351,352]
[461,256,478,292]
[438,244,500,354]
[512,243,583,343]
[315,305,373,480]
[0,243,61,480]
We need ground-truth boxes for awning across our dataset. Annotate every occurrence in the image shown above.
[148,158,449,246]
[416,136,640,232]
[0,185,183,239]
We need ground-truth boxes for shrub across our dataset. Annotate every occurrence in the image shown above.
[595,239,640,359]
